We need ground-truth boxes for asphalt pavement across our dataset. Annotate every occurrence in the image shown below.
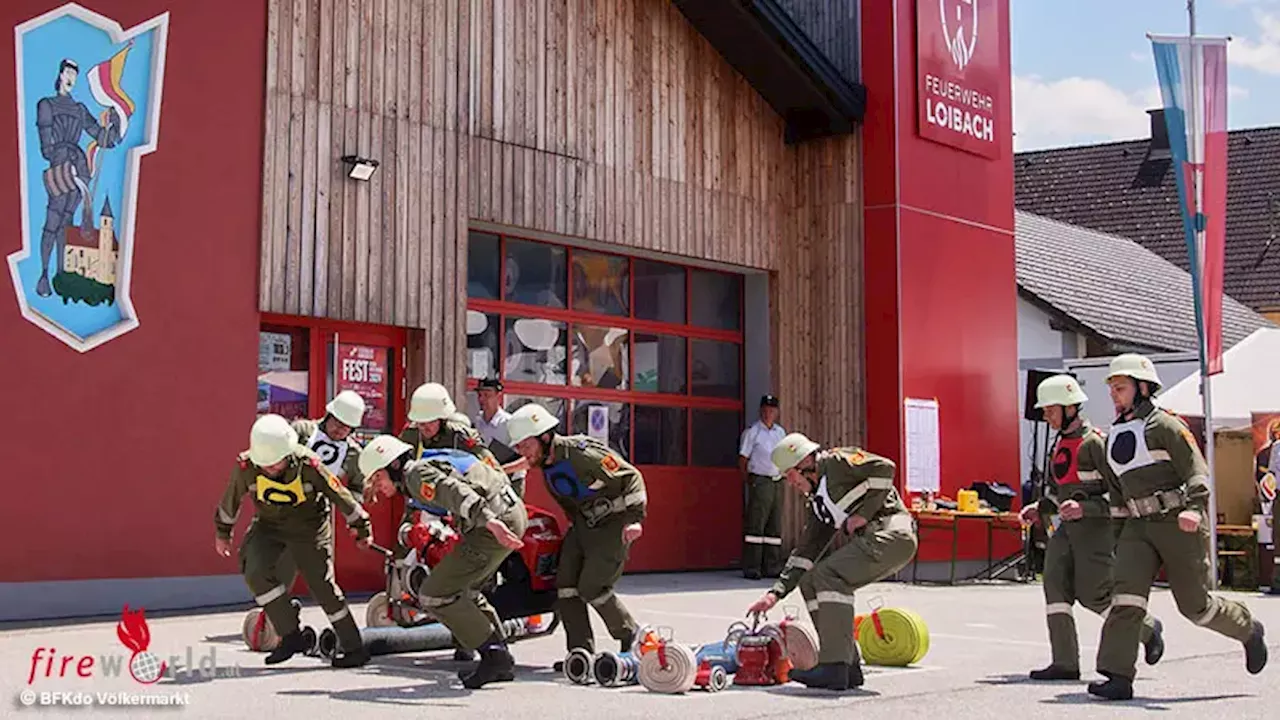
[2,572,1277,719]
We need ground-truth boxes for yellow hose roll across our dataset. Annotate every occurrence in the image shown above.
[857,608,930,667]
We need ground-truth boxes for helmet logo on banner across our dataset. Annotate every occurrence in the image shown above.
[940,0,979,71]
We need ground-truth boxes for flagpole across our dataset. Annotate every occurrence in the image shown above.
[1186,0,1220,591]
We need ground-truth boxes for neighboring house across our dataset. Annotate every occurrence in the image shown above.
[1015,110,1280,322]
[1014,210,1275,485]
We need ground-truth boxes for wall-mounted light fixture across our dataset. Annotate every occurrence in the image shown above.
[340,155,380,181]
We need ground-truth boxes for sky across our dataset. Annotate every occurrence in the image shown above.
[1012,0,1280,151]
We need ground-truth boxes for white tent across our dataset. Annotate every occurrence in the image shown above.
[1157,326,1280,427]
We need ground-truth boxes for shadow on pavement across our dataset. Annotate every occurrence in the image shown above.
[1042,691,1253,709]
[974,673,1062,686]
[764,685,881,699]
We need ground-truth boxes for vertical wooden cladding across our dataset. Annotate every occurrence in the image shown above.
[261,0,472,387]
[260,0,864,546]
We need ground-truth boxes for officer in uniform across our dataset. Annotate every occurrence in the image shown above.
[506,403,647,659]
[1020,374,1165,681]
[746,432,917,691]
[1090,354,1268,700]
[358,435,527,689]
[739,394,787,579]
[214,414,373,668]
[473,378,530,498]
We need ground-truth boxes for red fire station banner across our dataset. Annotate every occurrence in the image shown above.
[916,0,1003,159]
[336,342,390,431]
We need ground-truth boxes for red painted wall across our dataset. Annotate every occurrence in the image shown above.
[861,0,1021,562]
[0,1,265,582]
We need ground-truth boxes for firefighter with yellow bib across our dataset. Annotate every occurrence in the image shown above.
[1021,374,1165,681]
[359,436,527,689]
[1090,354,1267,700]
[506,403,647,660]
[746,432,917,691]
[214,414,373,668]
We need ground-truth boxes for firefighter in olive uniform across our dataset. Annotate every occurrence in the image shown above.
[506,403,647,659]
[214,414,373,668]
[271,391,370,594]
[746,432,917,691]
[359,436,528,689]
[1090,354,1267,701]
[1020,374,1165,681]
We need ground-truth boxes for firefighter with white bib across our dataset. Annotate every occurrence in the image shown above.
[1021,374,1165,681]
[746,432,917,691]
[1090,354,1267,700]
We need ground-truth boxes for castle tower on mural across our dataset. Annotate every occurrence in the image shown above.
[62,197,118,287]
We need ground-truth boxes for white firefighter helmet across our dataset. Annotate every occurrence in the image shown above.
[358,435,415,478]
[449,412,473,428]
[1106,353,1162,391]
[506,403,559,446]
[325,390,367,428]
[1034,374,1088,409]
[408,382,457,423]
[772,432,821,473]
[249,414,300,467]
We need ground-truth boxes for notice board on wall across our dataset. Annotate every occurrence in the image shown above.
[905,397,941,493]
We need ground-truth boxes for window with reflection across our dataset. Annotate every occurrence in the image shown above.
[505,395,568,429]
[467,231,501,299]
[633,333,686,394]
[571,325,629,390]
[504,317,567,385]
[634,259,685,324]
[505,239,567,307]
[634,405,687,465]
[691,339,741,399]
[691,409,741,467]
[690,269,741,330]
[466,310,500,380]
[572,250,629,317]
[572,400,632,461]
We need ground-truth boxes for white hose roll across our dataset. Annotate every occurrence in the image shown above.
[638,643,698,694]
[780,621,820,671]
[242,608,281,652]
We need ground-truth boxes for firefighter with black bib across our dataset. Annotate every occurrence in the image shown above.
[1090,354,1267,700]
[505,402,647,662]
[214,414,373,668]
[746,432,917,691]
[1020,374,1165,681]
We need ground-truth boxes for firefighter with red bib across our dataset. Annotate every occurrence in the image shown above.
[1020,374,1165,681]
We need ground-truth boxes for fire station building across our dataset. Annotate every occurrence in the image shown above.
[1,0,1019,620]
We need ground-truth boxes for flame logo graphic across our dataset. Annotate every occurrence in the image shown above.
[116,605,167,684]
[940,0,979,71]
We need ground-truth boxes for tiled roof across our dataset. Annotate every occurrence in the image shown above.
[1014,121,1280,312]
[1015,210,1274,353]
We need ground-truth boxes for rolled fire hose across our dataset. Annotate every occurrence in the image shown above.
[638,642,698,694]
[242,599,304,651]
[856,607,930,667]
[778,618,820,672]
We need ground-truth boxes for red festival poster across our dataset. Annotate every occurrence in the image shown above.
[916,0,1003,159]
[1251,412,1280,511]
[336,343,389,431]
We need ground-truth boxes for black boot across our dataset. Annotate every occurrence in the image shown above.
[1087,672,1133,701]
[265,630,310,665]
[1144,618,1165,666]
[789,663,850,691]
[332,647,371,669]
[460,642,516,689]
[744,570,762,580]
[1029,665,1080,681]
[453,648,477,662]
[1244,620,1268,675]
[619,629,637,654]
[847,660,865,688]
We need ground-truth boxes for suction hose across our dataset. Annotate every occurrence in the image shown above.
[317,617,530,659]
[563,648,594,685]
[856,607,930,667]
[592,651,640,687]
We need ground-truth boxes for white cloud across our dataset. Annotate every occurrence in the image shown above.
[1230,84,1251,98]
[1130,50,1147,63]
[1012,75,1157,151]
[1231,11,1280,75]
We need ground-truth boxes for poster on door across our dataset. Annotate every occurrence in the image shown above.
[336,343,389,431]
[1251,412,1280,515]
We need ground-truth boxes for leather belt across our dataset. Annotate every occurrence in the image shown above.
[1125,489,1186,518]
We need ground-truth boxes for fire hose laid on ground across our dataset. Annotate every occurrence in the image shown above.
[853,599,930,667]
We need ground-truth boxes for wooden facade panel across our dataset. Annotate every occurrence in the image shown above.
[260,0,863,547]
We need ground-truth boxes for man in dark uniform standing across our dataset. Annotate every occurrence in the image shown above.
[506,402,647,660]
[1090,354,1267,700]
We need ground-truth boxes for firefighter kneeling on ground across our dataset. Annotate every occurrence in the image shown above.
[505,403,648,667]
[746,432,917,691]
[214,414,373,668]
[359,435,528,689]
[1021,374,1165,681]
